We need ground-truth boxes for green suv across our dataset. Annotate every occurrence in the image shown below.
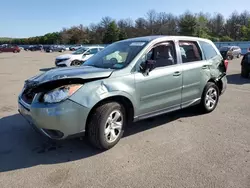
[18,36,228,150]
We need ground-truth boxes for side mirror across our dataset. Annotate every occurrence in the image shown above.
[140,60,156,75]
[84,51,90,55]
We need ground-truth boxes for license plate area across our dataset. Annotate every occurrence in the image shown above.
[18,102,33,124]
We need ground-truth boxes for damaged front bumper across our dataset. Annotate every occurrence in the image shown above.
[18,94,90,140]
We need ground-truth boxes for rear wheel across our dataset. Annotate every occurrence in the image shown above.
[241,67,249,78]
[237,54,241,58]
[87,102,126,150]
[200,82,219,113]
[71,60,82,66]
[13,50,17,53]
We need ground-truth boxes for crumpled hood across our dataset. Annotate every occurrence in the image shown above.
[26,66,114,85]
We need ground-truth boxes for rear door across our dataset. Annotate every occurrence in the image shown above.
[177,40,208,108]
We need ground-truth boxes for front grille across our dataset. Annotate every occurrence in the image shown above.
[56,64,67,67]
[55,59,66,64]
[21,89,36,104]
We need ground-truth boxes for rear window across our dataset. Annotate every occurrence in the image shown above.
[179,41,202,63]
[199,41,218,60]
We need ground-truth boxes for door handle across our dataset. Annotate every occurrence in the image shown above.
[173,71,181,76]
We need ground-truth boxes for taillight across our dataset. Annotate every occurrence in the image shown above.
[224,59,228,71]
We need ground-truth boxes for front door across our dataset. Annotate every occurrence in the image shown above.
[134,41,183,119]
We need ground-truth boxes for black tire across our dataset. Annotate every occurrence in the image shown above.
[200,82,219,113]
[87,102,126,150]
[71,60,82,66]
[13,50,17,53]
[241,67,249,78]
[237,54,241,58]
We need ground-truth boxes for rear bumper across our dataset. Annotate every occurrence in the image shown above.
[220,74,227,95]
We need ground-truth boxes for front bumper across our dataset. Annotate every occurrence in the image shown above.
[55,59,71,67]
[18,95,90,140]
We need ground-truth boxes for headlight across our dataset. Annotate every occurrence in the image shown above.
[43,84,82,103]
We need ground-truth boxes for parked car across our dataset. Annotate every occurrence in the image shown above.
[45,45,66,53]
[69,45,82,51]
[29,45,43,51]
[241,52,250,78]
[18,46,24,51]
[55,46,104,67]
[219,46,241,60]
[18,36,228,150]
[0,44,20,53]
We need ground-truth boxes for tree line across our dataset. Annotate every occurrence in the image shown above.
[1,10,250,45]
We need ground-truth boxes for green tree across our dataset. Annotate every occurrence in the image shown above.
[118,30,127,40]
[179,12,197,36]
[102,21,120,43]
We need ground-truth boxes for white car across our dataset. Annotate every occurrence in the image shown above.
[55,46,104,67]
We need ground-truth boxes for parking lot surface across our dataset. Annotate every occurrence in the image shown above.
[0,51,250,188]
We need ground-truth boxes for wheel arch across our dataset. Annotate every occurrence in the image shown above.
[85,95,135,132]
[207,78,223,94]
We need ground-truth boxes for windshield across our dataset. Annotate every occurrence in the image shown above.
[83,41,148,69]
[220,46,230,51]
[72,47,88,55]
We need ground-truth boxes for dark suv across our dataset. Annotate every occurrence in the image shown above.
[219,46,241,60]
[241,52,250,78]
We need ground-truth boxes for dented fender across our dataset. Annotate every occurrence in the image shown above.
[70,78,137,114]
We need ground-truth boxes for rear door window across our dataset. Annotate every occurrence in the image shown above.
[179,41,203,63]
[199,41,218,60]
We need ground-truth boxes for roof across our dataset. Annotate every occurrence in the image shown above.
[122,35,212,43]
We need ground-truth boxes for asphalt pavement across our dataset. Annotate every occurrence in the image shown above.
[0,52,249,188]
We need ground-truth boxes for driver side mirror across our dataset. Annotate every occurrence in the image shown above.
[140,60,156,76]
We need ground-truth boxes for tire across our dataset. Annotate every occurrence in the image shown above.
[61,49,64,52]
[200,82,219,113]
[241,67,249,78]
[71,60,82,66]
[13,50,17,53]
[87,102,126,150]
[237,54,241,58]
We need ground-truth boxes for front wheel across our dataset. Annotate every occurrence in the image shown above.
[71,60,82,66]
[87,102,126,150]
[200,82,219,113]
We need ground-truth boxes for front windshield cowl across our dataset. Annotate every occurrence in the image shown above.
[83,41,148,70]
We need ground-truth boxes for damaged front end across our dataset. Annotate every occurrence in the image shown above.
[18,72,112,139]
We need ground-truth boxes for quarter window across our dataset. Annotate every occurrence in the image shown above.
[179,41,202,63]
[199,41,218,60]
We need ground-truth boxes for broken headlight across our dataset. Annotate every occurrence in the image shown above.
[43,84,82,103]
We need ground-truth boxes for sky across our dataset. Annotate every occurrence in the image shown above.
[0,0,248,38]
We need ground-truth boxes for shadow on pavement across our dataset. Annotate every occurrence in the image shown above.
[227,73,250,85]
[0,107,200,172]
